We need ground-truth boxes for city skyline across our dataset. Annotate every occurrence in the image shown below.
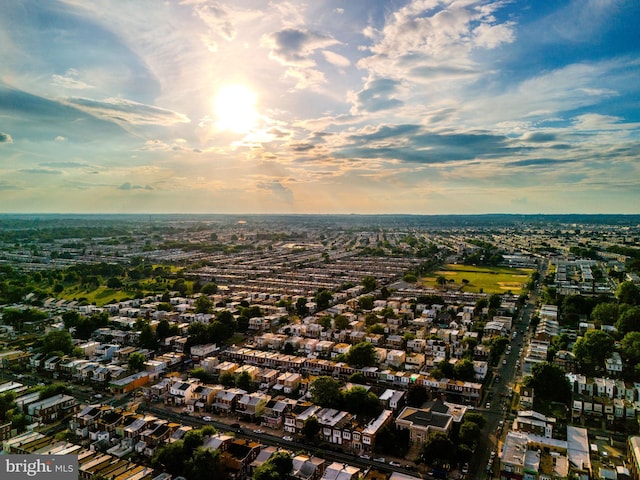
[1,0,639,214]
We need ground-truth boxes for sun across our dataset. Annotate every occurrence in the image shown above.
[214,84,258,133]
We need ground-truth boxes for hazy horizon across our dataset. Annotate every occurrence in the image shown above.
[1,1,639,215]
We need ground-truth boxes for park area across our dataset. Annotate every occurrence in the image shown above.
[422,264,534,295]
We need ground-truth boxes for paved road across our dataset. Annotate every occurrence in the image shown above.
[140,404,420,477]
[468,295,537,479]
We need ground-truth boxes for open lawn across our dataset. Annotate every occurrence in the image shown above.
[422,264,534,294]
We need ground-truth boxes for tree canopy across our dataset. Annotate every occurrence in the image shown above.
[310,376,342,409]
[346,341,378,368]
[572,330,615,375]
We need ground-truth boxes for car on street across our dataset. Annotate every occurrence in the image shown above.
[202,416,213,421]
[389,461,402,467]
[282,436,293,441]
[360,454,371,460]
[374,457,386,463]
[485,402,491,409]
[253,429,264,434]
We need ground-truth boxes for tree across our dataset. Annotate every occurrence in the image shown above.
[616,281,640,306]
[621,331,640,364]
[488,293,501,310]
[348,372,367,384]
[220,372,235,387]
[156,319,171,339]
[362,275,378,293]
[39,383,72,400]
[590,302,619,327]
[201,283,218,295]
[127,352,147,372]
[406,383,428,407]
[310,376,343,409]
[453,359,476,381]
[463,412,487,429]
[258,451,293,479]
[295,297,309,316]
[616,306,640,335]
[190,367,213,383]
[106,277,122,288]
[236,371,253,391]
[195,296,213,314]
[315,289,333,311]
[334,315,350,330]
[422,431,455,466]
[139,323,157,349]
[436,276,447,288]
[358,296,374,310]
[573,330,615,374]
[528,362,571,404]
[458,421,480,445]
[346,342,377,368]
[184,447,222,480]
[302,415,321,441]
[152,441,187,477]
[343,386,382,420]
[42,330,73,356]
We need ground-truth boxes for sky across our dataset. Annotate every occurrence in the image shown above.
[1,0,639,215]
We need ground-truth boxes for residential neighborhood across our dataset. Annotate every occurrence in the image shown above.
[1,214,640,480]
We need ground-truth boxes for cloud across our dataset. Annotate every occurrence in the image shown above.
[19,168,63,175]
[50,69,94,90]
[257,180,293,204]
[118,182,154,191]
[190,2,237,42]
[359,0,516,81]
[54,136,67,142]
[0,181,21,191]
[264,28,340,66]
[349,78,404,114]
[322,50,350,67]
[0,132,13,144]
[65,97,190,126]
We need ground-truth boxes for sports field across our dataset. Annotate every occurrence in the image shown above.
[422,264,533,294]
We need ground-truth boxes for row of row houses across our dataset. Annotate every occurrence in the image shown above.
[224,347,483,404]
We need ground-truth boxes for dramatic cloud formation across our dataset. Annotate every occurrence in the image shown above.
[0,0,638,214]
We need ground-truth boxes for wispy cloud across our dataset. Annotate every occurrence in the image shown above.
[64,97,190,126]
[0,132,13,144]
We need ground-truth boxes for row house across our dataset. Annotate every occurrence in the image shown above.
[284,403,320,435]
[237,392,271,419]
[379,389,406,412]
[168,380,199,406]
[261,397,296,429]
[213,388,247,415]
[27,394,78,423]
[257,368,279,389]
[567,374,639,402]
[277,372,302,394]
[221,438,262,480]
[291,454,326,480]
[316,408,353,446]
[188,384,222,413]
[138,421,174,457]
[513,410,556,438]
[361,409,393,452]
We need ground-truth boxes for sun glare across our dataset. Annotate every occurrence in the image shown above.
[214,84,258,133]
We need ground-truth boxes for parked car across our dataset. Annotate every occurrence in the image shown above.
[283,436,293,441]
[253,429,264,434]
[374,457,386,463]
[202,416,213,422]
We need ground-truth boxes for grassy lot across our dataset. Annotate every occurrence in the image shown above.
[422,264,534,294]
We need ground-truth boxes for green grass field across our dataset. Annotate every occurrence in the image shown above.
[422,264,534,294]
